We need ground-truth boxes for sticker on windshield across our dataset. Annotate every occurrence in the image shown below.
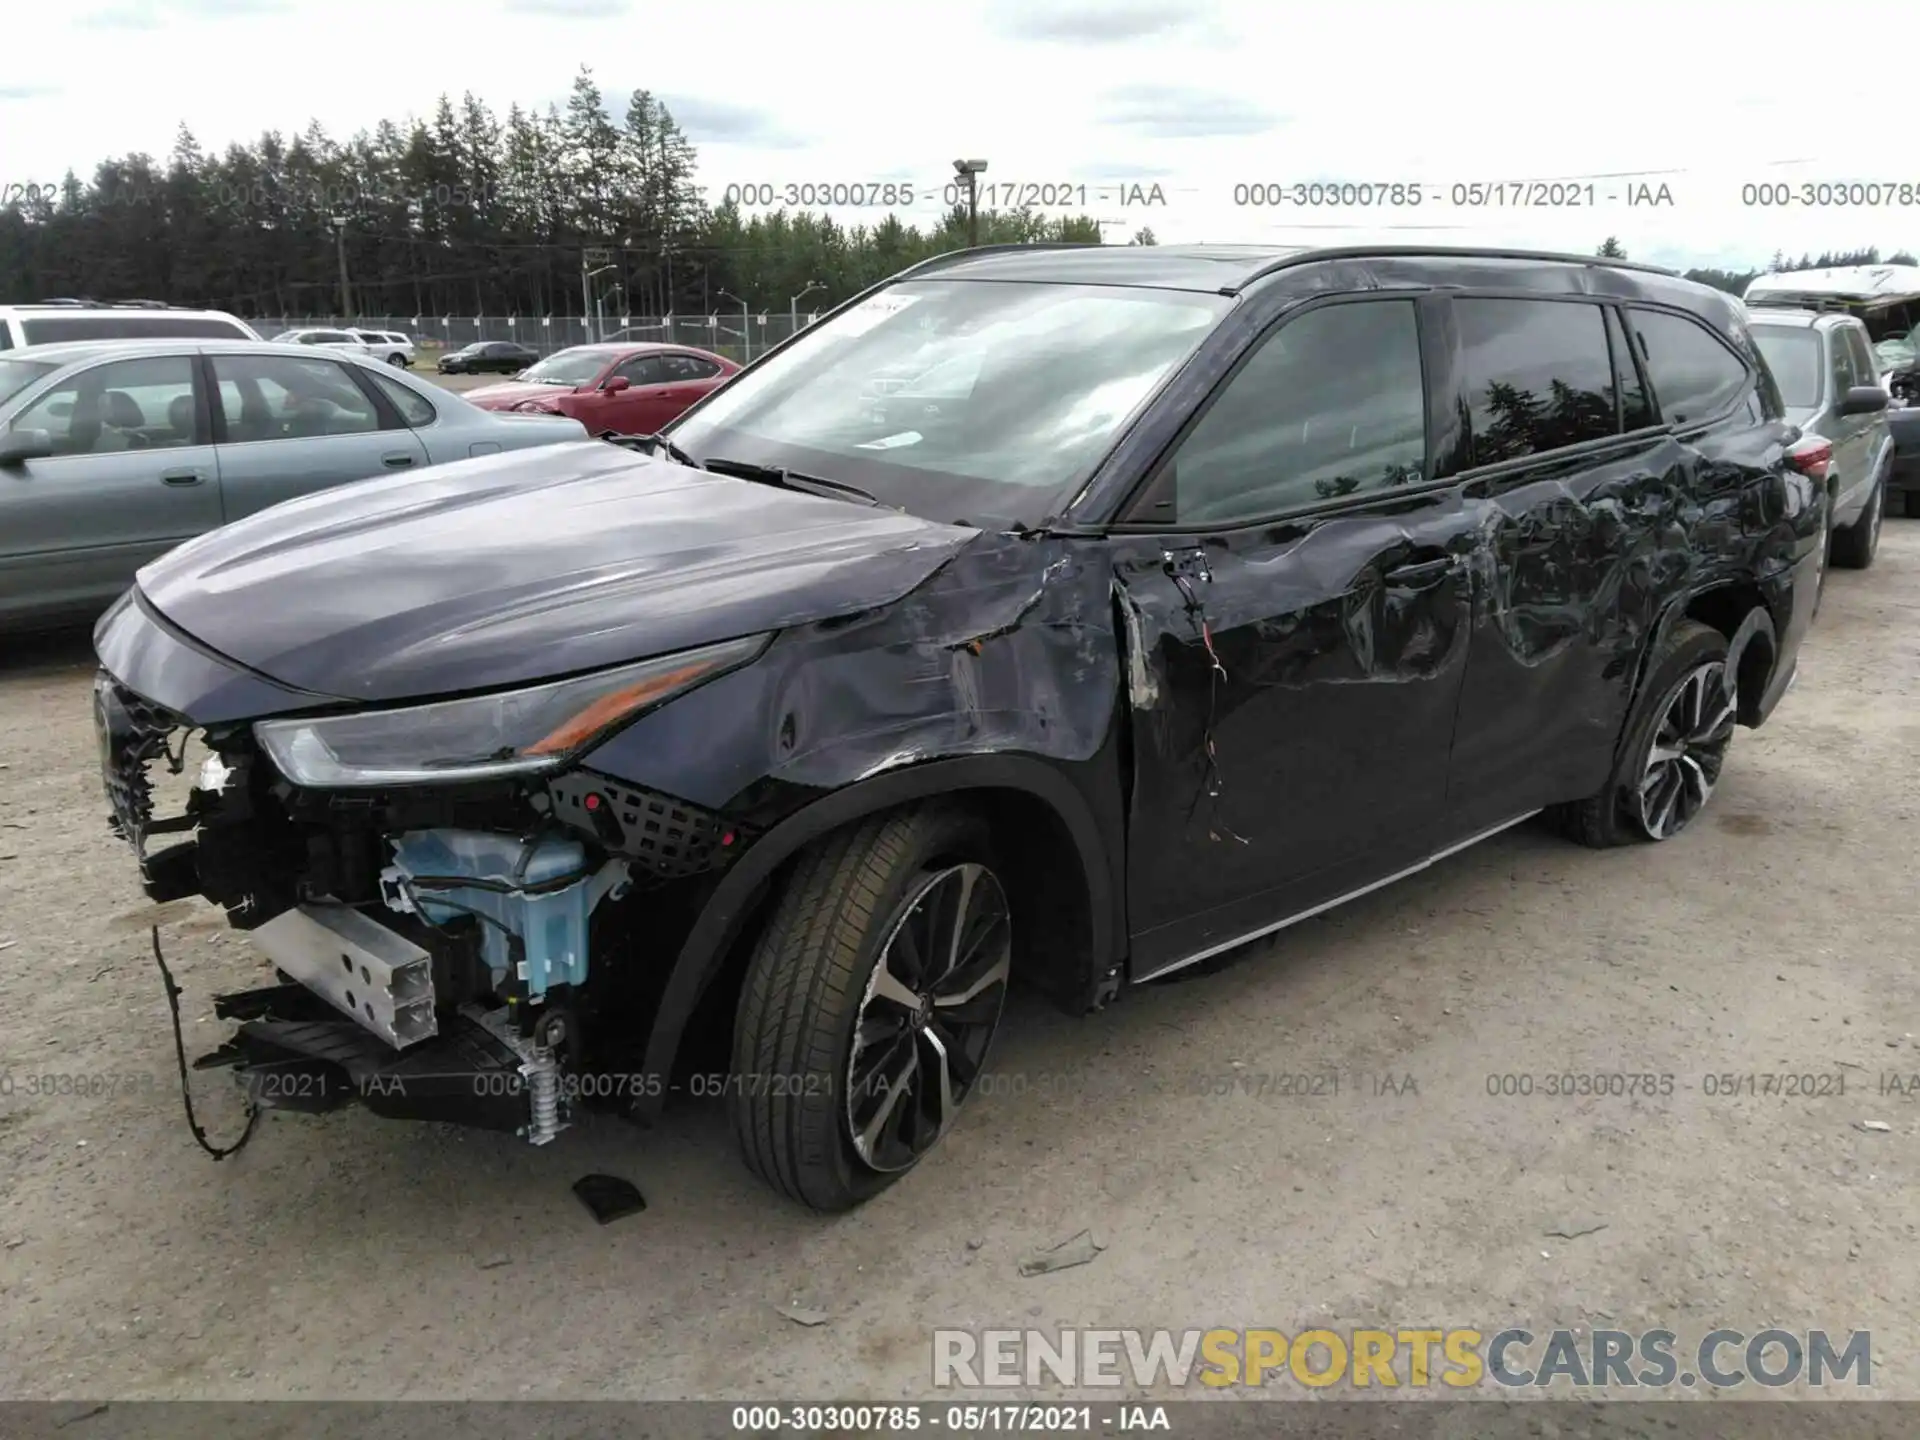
[857,430,924,450]
[836,293,920,337]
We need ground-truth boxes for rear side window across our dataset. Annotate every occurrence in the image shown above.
[1166,298,1427,525]
[1626,308,1751,427]
[1456,298,1619,464]
[368,370,436,426]
[17,315,250,344]
[210,352,381,441]
[0,324,12,351]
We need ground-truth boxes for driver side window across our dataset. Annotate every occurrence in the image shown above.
[1163,299,1427,526]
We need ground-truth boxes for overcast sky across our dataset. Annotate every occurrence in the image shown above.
[5,0,1912,272]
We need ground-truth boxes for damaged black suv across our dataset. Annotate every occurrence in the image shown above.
[95,244,1822,1211]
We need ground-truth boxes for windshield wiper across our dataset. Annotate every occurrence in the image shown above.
[703,456,884,508]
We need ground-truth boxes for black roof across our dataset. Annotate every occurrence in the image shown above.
[908,242,1680,296]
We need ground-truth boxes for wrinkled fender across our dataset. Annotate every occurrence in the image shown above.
[630,752,1123,1119]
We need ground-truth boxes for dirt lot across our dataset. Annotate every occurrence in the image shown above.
[1,523,1917,1403]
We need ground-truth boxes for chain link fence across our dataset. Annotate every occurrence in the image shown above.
[243,313,821,365]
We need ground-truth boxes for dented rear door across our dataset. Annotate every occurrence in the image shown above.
[1107,292,1482,980]
[1437,295,1696,840]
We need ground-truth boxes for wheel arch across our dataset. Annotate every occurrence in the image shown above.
[1649,581,1778,730]
[630,753,1123,1119]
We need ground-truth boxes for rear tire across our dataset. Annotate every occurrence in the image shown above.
[729,804,1012,1212]
[1831,474,1883,570]
[1552,619,1734,848]
[1905,488,1920,518]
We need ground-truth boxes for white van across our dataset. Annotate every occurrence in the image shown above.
[0,301,260,351]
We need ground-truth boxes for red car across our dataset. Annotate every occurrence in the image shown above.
[464,343,739,433]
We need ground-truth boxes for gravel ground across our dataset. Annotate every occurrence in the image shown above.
[0,521,1916,1403]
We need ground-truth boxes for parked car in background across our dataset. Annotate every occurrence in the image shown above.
[89,245,1820,1212]
[352,330,416,368]
[0,301,259,350]
[272,327,378,358]
[0,339,587,631]
[1746,266,1920,517]
[464,342,739,433]
[438,340,540,375]
[1748,308,1891,568]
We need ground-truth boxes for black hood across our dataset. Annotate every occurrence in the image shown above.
[137,440,976,703]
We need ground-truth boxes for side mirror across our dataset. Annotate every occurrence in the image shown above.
[602,375,631,394]
[0,428,54,466]
[1839,385,1889,416]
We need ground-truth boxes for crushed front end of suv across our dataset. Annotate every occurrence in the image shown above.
[95,245,1823,1211]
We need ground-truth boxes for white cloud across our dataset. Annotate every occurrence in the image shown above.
[4,0,1914,268]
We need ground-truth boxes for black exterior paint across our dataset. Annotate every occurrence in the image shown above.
[91,245,1820,1134]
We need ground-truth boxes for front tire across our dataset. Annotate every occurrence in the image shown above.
[1831,473,1884,570]
[730,805,1012,1211]
[1553,619,1735,847]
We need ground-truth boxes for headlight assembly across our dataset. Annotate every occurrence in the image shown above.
[253,633,769,788]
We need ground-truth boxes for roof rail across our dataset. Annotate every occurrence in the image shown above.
[25,297,190,310]
[902,241,1104,278]
[1236,244,1679,292]
[1746,293,1876,312]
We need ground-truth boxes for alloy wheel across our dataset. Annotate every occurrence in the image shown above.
[845,862,1011,1172]
[1633,661,1735,840]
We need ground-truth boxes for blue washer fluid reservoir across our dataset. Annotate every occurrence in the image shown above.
[383,830,601,998]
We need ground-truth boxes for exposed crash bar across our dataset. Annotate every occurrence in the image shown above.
[248,903,438,1049]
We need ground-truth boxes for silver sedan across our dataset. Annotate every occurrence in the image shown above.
[0,339,589,632]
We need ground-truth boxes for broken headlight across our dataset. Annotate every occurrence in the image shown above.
[253,634,769,788]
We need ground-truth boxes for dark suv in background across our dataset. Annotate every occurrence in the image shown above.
[93,245,1821,1211]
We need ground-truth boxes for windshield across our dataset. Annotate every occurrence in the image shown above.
[0,357,58,408]
[517,348,611,386]
[1752,327,1823,408]
[668,279,1232,526]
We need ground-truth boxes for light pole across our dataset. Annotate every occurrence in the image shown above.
[329,214,353,320]
[789,280,824,339]
[952,158,988,247]
[582,250,616,343]
[718,288,751,363]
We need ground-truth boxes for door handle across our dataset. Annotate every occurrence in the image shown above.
[382,453,415,468]
[159,468,204,486]
[1383,554,1463,589]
